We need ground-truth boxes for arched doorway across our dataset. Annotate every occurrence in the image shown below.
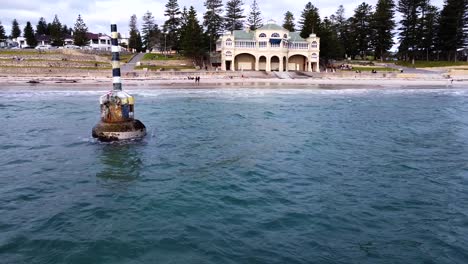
[234,53,255,71]
[288,55,307,71]
[259,56,267,71]
[270,56,280,71]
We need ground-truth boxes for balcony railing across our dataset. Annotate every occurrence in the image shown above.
[234,41,256,48]
[288,42,309,50]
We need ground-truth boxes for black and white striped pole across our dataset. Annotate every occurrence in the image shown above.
[92,23,146,141]
[111,24,122,91]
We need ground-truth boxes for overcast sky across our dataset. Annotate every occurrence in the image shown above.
[1,0,444,37]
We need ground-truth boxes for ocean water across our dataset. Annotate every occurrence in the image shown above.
[1,86,468,264]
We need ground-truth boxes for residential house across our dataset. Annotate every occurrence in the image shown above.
[86,33,112,50]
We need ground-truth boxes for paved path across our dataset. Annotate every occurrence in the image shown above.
[121,53,145,72]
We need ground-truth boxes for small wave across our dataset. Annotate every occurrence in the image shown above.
[2,87,468,100]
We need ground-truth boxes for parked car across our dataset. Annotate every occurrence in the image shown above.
[35,45,52,50]
[64,44,80,49]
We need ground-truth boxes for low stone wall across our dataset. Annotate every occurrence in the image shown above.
[0,60,110,68]
[140,59,194,67]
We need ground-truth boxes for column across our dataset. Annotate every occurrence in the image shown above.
[255,56,259,71]
[221,58,226,71]
[279,57,284,72]
[308,61,312,72]
[266,56,271,72]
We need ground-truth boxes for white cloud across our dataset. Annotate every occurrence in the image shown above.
[0,0,446,36]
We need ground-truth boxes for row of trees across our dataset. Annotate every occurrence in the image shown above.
[295,0,467,62]
[2,0,466,63]
[126,0,466,64]
[0,15,89,47]
[127,0,266,62]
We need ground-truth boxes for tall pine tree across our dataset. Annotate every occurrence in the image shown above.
[142,11,161,51]
[36,17,48,35]
[73,14,89,47]
[417,3,439,61]
[203,0,224,52]
[50,15,64,46]
[163,0,182,51]
[225,0,245,32]
[0,22,6,40]
[318,17,343,61]
[371,0,395,61]
[11,19,21,39]
[247,0,263,30]
[180,6,206,64]
[398,0,424,63]
[438,0,467,61]
[349,2,373,59]
[181,7,189,27]
[330,5,349,58]
[128,14,143,52]
[23,21,37,47]
[299,2,321,39]
[282,11,295,32]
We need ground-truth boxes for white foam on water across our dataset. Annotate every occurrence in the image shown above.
[2,87,468,99]
[132,88,468,98]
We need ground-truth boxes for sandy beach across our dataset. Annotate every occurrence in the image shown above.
[0,75,465,89]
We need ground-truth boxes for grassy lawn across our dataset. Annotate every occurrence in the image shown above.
[0,50,54,55]
[103,53,133,63]
[119,54,134,63]
[350,66,398,72]
[135,65,196,71]
[142,53,186,61]
[396,61,468,68]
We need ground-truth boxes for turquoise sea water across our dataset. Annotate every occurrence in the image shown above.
[1,86,468,263]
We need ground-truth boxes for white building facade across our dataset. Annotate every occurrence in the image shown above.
[216,21,320,72]
[86,33,112,50]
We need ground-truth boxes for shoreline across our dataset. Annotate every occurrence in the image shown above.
[0,76,465,89]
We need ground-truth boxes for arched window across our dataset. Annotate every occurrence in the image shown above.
[225,51,232,57]
[226,38,232,46]
[311,41,318,48]
[283,34,288,38]
[311,53,318,59]
[259,33,266,38]
[271,33,280,38]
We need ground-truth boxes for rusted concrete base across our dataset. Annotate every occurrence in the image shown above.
[92,119,146,142]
